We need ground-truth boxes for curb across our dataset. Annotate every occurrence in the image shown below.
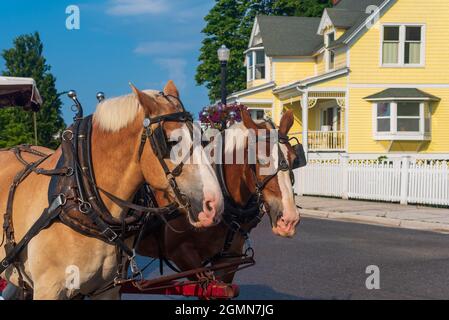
[301,209,449,233]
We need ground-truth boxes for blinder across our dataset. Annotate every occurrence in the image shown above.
[152,125,170,159]
[292,143,307,169]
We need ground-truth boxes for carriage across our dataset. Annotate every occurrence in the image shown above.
[0,76,42,112]
[0,79,304,300]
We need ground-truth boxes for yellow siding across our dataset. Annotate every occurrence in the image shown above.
[348,88,449,154]
[247,79,267,89]
[274,60,315,85]
[334,49,347,70]
[311,75,347,88]
[422,89,449,153]
[242,89,273,100]
[335,28,346,40]
[350,0,449,84]
[316,53,325,75]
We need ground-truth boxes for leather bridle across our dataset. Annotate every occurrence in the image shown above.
[137,92,194,219]
[248,120,296,215]
[209,120,297,261]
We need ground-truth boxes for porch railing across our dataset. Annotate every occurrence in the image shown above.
[291,131,346,151]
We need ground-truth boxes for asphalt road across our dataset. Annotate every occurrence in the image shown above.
[128,217,449,300]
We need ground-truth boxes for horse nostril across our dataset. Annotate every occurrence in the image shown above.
[205,200,213,211]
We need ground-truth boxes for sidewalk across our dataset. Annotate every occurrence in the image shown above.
[297,196,449,233]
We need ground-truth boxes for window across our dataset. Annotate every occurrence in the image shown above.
[397,102,420,132]
[405,27,422,64]
[247,53,254,81]
[255,51,265,79]
[325,32,335,71]
[383,26,399,64]
[376,103,391,132]
[382,25,424,66]
[249,109,266,120]
[373,102,431,140]
[246,49,265,81]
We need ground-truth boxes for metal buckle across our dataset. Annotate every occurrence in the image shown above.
[1,260,10,268]
[65,167,74,177]
[48,194,66,212]
[129,250,142,279]
[78,201,92,214]
[56,194,67,207]
[102,227,119,242]
[62,130,74,141]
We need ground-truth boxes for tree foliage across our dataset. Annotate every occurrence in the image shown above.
[0,32,65,148]
[196,0,332,102]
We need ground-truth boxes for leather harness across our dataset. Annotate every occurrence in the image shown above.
[0,92,194,287]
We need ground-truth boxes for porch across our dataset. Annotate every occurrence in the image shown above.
[283,90,347,153]
[293,130,346,152]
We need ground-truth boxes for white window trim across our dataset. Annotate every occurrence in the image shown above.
[246,48,266,82]
[325,30,336,72]
[372,101,431,141]
[380,23,426,68]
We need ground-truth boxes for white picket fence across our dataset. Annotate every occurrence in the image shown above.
[295,156,449,206]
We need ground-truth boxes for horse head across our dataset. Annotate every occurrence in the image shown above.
[240,110,300,237]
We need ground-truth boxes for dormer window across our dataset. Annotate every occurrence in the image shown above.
[246,49,265,81]
[325,31,336,71]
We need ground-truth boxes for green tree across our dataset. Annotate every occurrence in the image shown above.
[196,0,332,102]
[0,32,65,149]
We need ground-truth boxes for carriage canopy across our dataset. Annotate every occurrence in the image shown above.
[0,76,42,111]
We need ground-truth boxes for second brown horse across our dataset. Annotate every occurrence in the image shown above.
[136,110,300,283]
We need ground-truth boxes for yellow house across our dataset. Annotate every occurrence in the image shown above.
[227,0,449,159]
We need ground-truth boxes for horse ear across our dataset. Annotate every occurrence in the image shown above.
[163,80,179,98]
[241,110,258,131]
[130,83,156,115]
[279,110,294,136]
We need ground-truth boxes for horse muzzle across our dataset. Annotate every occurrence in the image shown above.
[191,192,223,228]
[272,214,300,238]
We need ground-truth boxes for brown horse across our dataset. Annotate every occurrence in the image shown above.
[0,81,224,299]
[137,109,300,284]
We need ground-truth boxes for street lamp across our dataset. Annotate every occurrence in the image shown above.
[217,45,230,105]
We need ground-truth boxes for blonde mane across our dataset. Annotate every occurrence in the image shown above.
[93,90,159,132]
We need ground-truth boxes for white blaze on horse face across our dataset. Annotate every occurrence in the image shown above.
[274,143,300,236]
[168,124,224,227]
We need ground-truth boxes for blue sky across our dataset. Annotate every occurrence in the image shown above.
[0,0,215,123]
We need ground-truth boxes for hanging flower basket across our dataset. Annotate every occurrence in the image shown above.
[199,103,248,130]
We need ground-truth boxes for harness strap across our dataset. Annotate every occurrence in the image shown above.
[0,195,65,275]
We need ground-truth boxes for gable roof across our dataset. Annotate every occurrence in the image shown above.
[256,15,322,56]
[334,0,385,11]
[364,88,441,101]
[329,0,395,48]
[250,0,394,57]
[326,8,367,29]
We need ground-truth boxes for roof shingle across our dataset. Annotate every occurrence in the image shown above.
[364,88,441,101]
[256,15,322,56]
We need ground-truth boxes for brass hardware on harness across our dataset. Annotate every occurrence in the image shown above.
[62,130,74,141]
